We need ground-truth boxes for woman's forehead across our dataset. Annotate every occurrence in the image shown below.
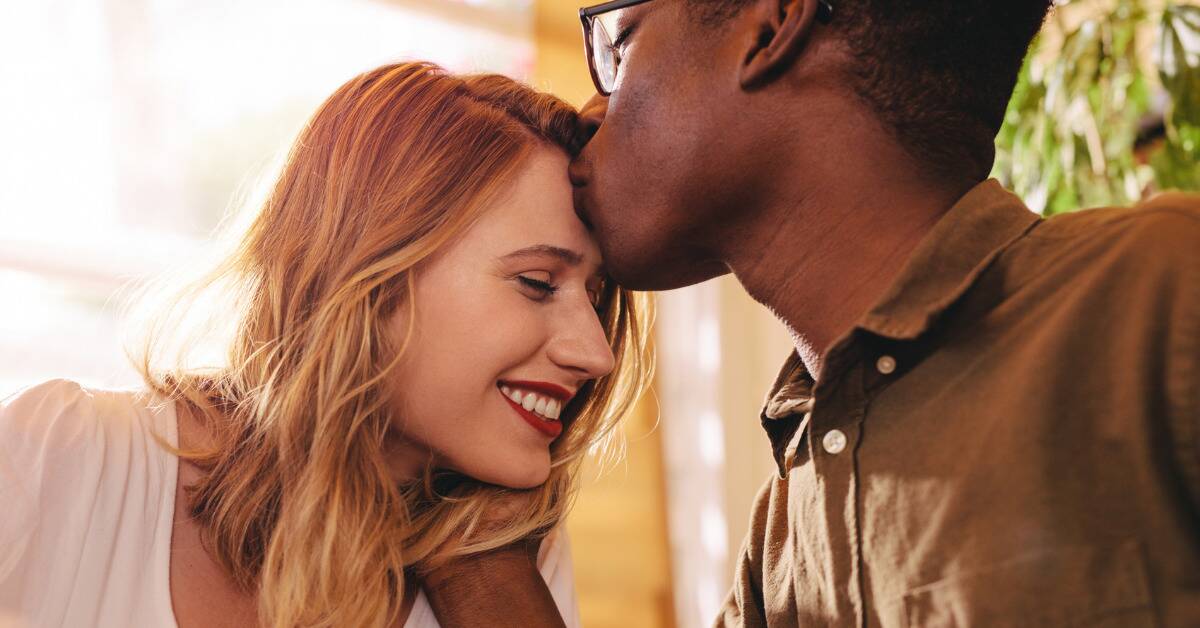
[469,149,602,266]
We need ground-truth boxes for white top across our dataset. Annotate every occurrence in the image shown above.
[0,380,580,628]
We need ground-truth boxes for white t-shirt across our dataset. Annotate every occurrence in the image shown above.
[0,380,580,628]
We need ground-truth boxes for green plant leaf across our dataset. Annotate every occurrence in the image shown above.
[996,0,1200,213]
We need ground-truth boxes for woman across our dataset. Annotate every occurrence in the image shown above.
[0,62,652,627]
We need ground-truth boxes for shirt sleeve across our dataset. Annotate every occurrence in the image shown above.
[0,380,98,604]
[535,526,582,628]
[1141,198,1200,511]
[714,542,768,628]
[0,393,37,613]
[1172,210,1200,510]
[713,481,772,628]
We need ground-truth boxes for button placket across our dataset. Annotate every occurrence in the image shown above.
[876,354,897,375]
[822,428,847,455]
[862,337,933,395]
[805,362,868,625]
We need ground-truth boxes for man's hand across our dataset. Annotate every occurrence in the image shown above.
[421,489,567,628]
[422,544,566,628]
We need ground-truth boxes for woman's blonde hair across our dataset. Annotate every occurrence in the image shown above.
[134,61,653,627]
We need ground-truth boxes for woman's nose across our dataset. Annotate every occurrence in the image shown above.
[546,305,616,381]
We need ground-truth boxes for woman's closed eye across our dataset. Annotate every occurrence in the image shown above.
[517,274,606,314]
[517,274,559,300]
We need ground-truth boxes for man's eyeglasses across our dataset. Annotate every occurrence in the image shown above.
[578,0,834,96]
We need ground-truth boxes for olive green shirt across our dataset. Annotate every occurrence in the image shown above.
[717,180,1200,627]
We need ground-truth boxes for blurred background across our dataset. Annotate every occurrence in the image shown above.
[0,0,1195,627]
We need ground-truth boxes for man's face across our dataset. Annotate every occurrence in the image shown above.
[571,1,753,291]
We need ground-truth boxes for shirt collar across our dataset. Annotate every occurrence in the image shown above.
[759,180,1041,476]
[858,180,1041,340]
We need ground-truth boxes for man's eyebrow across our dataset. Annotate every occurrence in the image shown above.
[614,7,649,43]
[499,245,584,266]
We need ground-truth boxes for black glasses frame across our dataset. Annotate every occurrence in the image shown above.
[578,0,835,96]
[579,0,653,96]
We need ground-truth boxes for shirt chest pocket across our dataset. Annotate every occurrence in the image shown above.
[882,540,1157,628]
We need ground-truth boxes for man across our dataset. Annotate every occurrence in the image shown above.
[426,0,1200,624]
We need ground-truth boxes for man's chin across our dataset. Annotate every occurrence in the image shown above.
[604,251,731,292]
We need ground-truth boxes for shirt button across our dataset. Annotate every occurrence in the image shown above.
[876,355,897,375]
[822,429,847,455]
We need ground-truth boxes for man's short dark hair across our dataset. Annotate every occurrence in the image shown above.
[695,0,1055,180]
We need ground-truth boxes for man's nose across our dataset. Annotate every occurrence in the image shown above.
[571,94,609,188]
[578,94,609,144]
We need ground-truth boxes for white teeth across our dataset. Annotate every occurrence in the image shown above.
[500,384,565,421]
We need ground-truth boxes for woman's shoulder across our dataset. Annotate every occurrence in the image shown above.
[0,378,174,502]
[1,379,101,452]
[0,379,180,621]
[0,378,174,457]
[0,379,110,587]
[0,378,180,523]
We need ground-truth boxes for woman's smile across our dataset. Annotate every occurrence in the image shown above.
[497,380,574,438]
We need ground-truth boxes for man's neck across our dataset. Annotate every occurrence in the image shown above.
[722,136,975,380]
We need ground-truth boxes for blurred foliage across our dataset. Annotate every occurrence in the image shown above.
[993,0,1200,215]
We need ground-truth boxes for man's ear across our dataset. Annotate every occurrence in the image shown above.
[738,0,823,90]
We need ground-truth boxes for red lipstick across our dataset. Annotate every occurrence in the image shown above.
[501,390,564,438]
[497,381,573,439]
[502,380,573,402]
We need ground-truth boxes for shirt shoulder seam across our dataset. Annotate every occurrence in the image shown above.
[1024,205,1200,243]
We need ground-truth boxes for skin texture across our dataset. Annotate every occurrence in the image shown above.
[428,0,986,625]
[384,145,613,488]
[568,0,974,375]
[169,146,612,627]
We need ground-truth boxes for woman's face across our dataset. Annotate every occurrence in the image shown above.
[386,146,615,488]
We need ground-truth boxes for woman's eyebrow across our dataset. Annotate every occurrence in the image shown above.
[500,244,584,266]
[500,245,607,279]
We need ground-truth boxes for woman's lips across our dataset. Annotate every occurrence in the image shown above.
[500,389,564,438]
[502,380,573,402]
